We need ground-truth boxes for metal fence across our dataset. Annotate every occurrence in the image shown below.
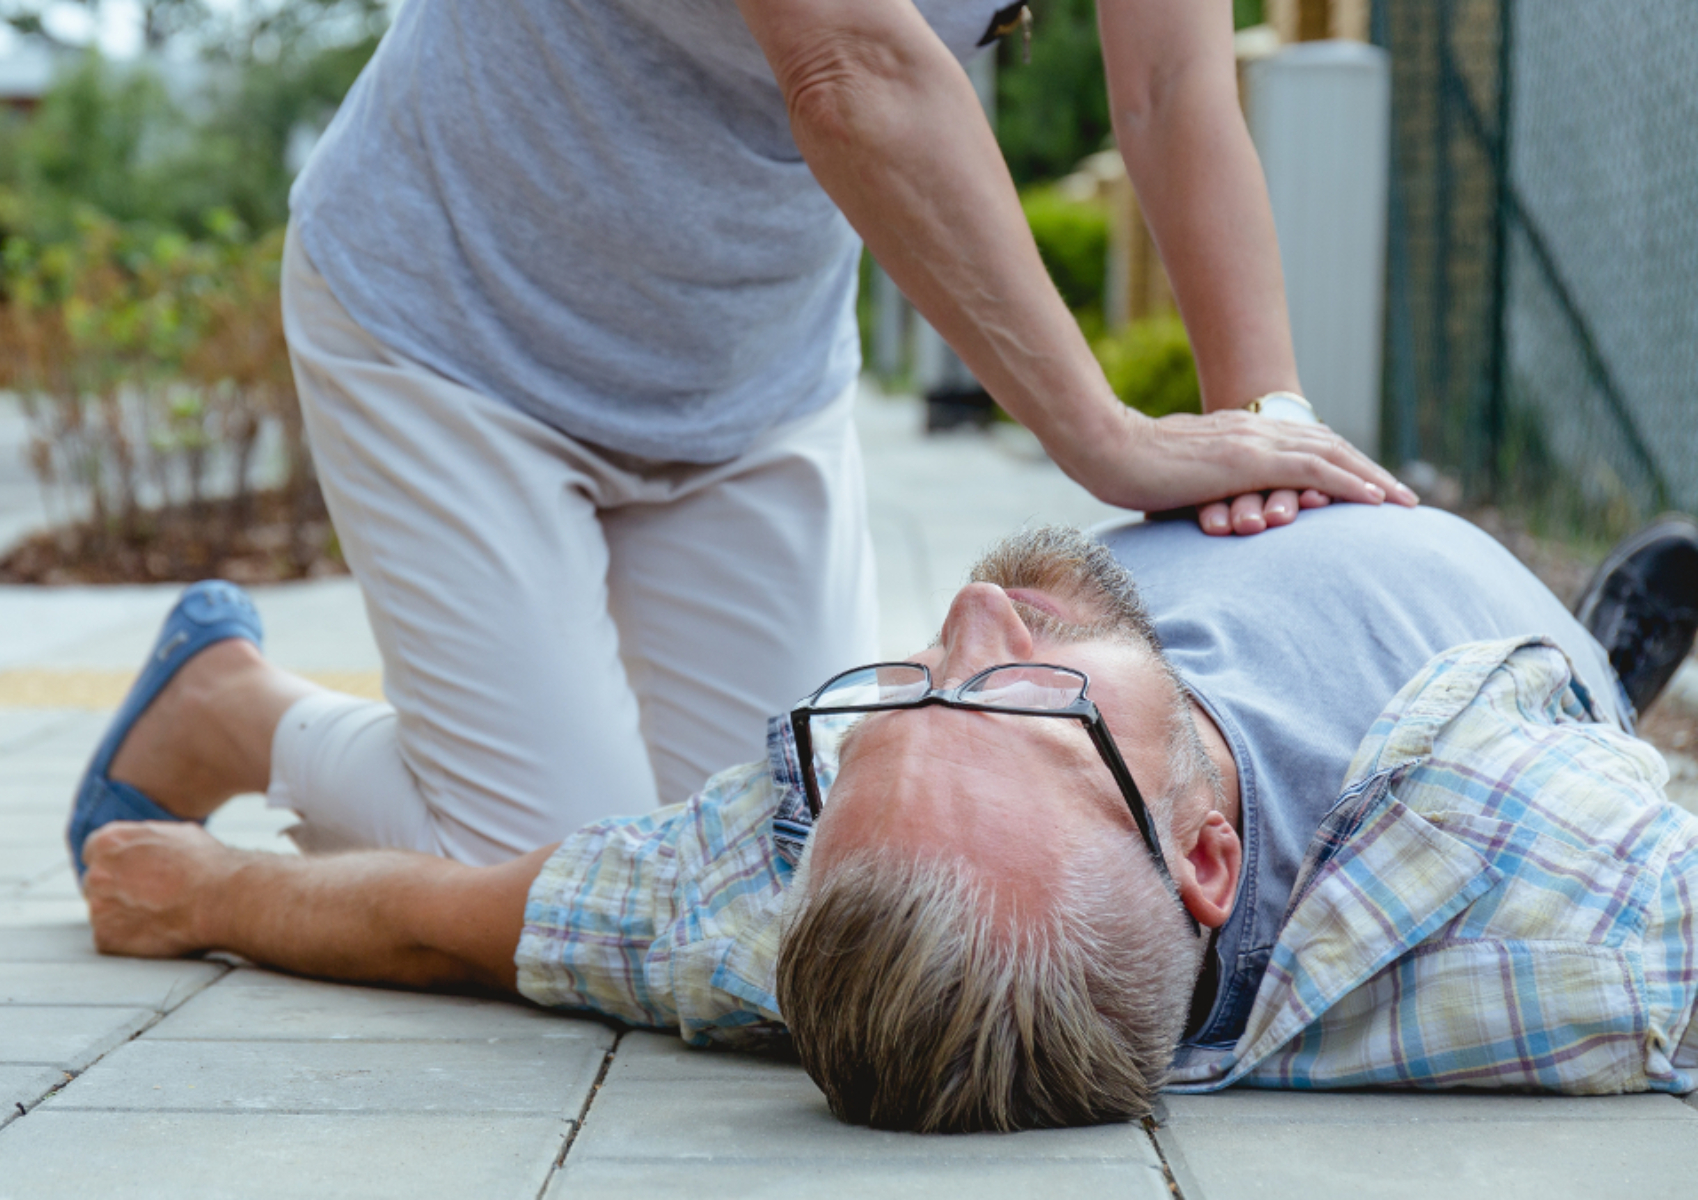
[1376,0,1698,539]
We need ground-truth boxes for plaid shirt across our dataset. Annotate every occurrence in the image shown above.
[1171,636,1698,1093]
[516,637,1698,1092]
[513,718,825,1047]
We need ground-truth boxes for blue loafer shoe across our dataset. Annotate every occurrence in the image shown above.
[67,580,264,880]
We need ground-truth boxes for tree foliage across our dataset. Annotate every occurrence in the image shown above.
[0,0,386,235]
[996,0,1268,186]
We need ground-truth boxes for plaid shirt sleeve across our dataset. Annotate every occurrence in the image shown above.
[511,759,794,1048]
[1170,637,1698,1095]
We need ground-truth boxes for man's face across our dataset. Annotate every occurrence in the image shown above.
[808,532,1201,923]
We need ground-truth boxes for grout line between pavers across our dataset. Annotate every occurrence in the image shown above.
[0,960,232,1127]
[36,1106,572,1118]
[138,1034,609,1045]
[536,1029,623,1199]
[1148,1117,1202,1200]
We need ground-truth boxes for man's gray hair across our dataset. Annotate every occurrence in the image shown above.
[777,838,1204,1132]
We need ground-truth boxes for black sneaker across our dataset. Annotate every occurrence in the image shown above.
[1574,514,1698,716]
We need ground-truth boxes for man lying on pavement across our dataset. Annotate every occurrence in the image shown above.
[70,508,1698,1133]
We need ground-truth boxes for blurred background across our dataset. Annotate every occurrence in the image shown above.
[0,0,1695,589]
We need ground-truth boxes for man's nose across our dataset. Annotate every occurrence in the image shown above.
[936,583,1035,684]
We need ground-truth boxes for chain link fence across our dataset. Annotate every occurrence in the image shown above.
[1377,0,1698,541]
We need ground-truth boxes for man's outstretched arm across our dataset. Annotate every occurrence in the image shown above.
[81,822,555,992]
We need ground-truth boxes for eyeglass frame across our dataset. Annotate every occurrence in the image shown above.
[788,660,1201,935]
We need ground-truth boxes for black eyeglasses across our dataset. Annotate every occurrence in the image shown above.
[789,661,1199,934]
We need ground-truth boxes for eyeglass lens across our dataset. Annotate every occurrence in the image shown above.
[957,665,1086,710]
[814,664,931,708]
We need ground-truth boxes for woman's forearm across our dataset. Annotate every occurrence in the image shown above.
[1115,69,1302,412]
[1102,0,1302,413]
[741,0,1139,494]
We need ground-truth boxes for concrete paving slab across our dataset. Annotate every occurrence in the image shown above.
[7,864,80,901]
[0,1006,154,1071]
[0,1111,569,1199]
[0,586,179,672]
[0,919,97,962]
[0,581,381,675]
[0,844,59,886]
[0,961,222,1009]
[1155,1090,1698,1200]
[0,898,93,928]
[146,968,608,1043]
[202,793,300,854]
[0,1065,69,1128]
[0,710,81,752]
[566,1033,1164,1172]
[42,1035,610,1114]
[551,1156,1171,1200]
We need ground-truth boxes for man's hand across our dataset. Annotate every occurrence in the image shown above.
[81,820,557,994]
[84,822,235,959]
[1197,488,1332,537]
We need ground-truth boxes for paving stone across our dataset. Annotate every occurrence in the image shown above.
[0,1065,70,1128]
[565,1034,1161,1171]
[0,710,81,753]
[0,1006,154,1071]
[0,898,93,928]
[203,794,302,853]
[0,961,222,1009]
[7,864,80,900]
[550,1157,1170,1199]
[0,843,61,885]
[45,1034,609,1114]
[0,1111,568,1199]
[147,968,609,1043]
[1155,1090,1698,1200]
[0,919,98,962]
[0,788,68,815]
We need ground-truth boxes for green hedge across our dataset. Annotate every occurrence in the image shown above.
[1020,184,1109,325]
[1092,317,1201,418]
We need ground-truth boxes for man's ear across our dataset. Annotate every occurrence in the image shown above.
[1178,811,1241,929]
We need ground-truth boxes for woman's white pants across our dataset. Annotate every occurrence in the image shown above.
[270,227,879,864]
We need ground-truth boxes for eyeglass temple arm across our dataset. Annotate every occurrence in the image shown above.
[790,710,823,818]
[1085,718,1203,936]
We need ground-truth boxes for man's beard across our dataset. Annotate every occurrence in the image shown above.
[968,526,1163,652]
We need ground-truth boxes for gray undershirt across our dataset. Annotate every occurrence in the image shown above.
[1096,504,1624,1046]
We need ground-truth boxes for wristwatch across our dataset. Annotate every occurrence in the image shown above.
[1245,391,1320,425]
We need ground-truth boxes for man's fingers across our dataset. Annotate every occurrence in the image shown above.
[1198,500,1232,536]
[1230,492,1267,535]
[1261,489,1300,526]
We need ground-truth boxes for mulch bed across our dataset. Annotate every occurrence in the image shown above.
[0,487,347,585]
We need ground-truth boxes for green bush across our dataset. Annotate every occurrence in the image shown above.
[0,202,311,554]
[1021,184,1109,323]
[1092,317,1201,418]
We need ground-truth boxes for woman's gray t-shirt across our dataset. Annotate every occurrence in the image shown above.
[1096,504,1625,1046]
[290,0,1010,462]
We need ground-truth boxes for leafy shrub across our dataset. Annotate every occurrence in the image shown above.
[1092,317,1201,418]
[0,200,322,576]
[995,0,1111,187]
[1021,184,1109,323]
